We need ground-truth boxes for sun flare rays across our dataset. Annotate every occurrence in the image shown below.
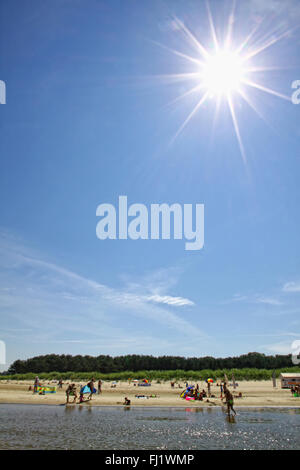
[155,4,292,162]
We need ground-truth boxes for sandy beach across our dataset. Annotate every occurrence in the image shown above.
[0,379,299,408]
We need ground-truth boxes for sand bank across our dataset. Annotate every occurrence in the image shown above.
[0,379,299,408]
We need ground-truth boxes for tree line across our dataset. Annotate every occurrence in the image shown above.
[5,352,294,375]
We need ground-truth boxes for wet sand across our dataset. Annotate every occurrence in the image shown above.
[0,379,299,407]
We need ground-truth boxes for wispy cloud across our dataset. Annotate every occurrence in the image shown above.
[147,294,194,307]
[220,294,248,305]
[255,296,283,306]
[261,341,293,355]
[0,231,206,363]
[245,0,300,25]
[283,281,300,293]
[241,332,300,338]
[259,335,300,355]
[222,293,283,306]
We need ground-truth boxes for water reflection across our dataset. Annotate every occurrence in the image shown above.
[64,405,76,415]
[0,404,299,450]
[226,415,236,424]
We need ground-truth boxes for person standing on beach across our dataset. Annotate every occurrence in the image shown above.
[207,381,211,398]
[33,376,39,393]
[98,379,102,394]
[88,378,95,400]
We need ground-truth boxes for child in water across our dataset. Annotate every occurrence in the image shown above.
[223,385,236,417]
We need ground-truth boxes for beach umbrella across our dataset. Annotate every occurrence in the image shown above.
[207,378,214,383]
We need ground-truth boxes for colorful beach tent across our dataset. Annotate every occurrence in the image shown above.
[187,385,195,390]
[180,385,195,398]
[80,385,96,394]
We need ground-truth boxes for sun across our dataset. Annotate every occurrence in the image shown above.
[201,50,245,96]
[152,3,292,162]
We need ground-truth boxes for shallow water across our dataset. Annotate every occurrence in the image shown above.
[0,404,299,450]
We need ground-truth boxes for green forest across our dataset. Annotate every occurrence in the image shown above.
[1,352,299,381]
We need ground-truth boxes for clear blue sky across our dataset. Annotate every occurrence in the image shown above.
[1,0,300,368]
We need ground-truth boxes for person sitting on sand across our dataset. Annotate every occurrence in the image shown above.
[123,397,131,405]
[66,383,77,404]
